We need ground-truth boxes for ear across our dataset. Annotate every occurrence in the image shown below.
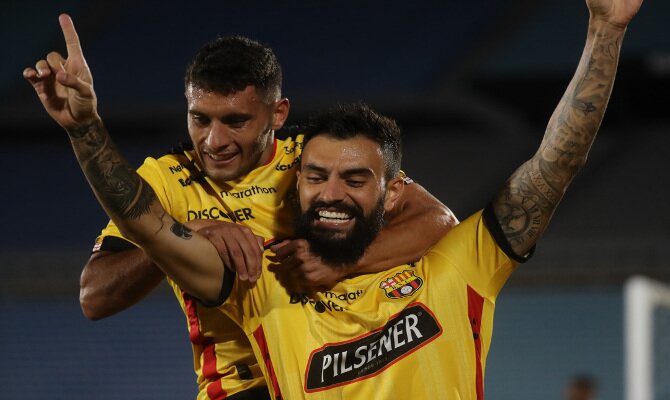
[383,176,405,213]
[295,168,301,191]
[271,98,290,130]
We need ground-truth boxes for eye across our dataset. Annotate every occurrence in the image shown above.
[346,179,365,188]
[306,175,325,184]
[190,114,210,126]
[228,120,246,129]
[223,116,250,129]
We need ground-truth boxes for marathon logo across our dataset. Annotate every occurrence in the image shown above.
[275,156,300,171]
[379,270,423,299]
[219,185,278,199]
[322,289,363,304]
[305,303,441,392]
[186,207,254,222]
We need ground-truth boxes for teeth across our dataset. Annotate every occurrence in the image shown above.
[206,152,235,161]
[318,210,351,222]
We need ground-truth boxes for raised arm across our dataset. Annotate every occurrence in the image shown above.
[25,14,226,303]
[491,0,642,257]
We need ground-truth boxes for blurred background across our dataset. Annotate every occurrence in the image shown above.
[1,0,668,399]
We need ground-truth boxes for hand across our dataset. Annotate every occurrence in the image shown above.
[586,0,643,28]
[185,220,264,282]
[271,239,346,294]
[23,14,99,130]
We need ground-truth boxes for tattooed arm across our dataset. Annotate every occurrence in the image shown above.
[491,0,642,257]
[24,14,226,303]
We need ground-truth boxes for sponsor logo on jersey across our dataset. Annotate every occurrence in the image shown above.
[186,207,254,222]
[219,185,278,199]
[323,289,363,304]
[290,294,342,313]
[177,174,206,187]
[289,290,363,313]
[275,156,301,171]
[168,163,189,174]
[305,303,442,391]
[379,270,423,299]
[283,141,303,155]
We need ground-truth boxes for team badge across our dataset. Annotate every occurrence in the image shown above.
[379,270,423,299]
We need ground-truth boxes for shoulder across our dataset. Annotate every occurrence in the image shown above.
[138,144,204,185]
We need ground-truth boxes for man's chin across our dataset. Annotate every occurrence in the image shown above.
[309,224,353,241]
[206,166,243,183]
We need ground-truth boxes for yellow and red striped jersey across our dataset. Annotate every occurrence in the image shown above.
[95,136,303,399]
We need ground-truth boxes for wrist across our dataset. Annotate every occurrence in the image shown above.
[65,116,103,139]
[589,15,629,32]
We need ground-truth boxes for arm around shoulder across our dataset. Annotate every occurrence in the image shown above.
[356,181,458,273]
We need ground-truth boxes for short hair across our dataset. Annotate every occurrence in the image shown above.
[184,36,282,102]
[302,103,402,182]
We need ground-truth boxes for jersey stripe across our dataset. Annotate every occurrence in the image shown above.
[183,291,227,398]
[467,286,485,400]
[202,341,220,379]
[253,325,283,400]
[206,378,228,400]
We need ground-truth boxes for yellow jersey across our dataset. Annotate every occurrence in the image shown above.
[94,136,303,399]
[221,207,525,400]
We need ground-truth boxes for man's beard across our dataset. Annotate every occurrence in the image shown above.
[294,197,386,267]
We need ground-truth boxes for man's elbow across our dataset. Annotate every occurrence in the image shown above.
[444,207,459,229]
[79,286,112,321]
[433,205,459,235]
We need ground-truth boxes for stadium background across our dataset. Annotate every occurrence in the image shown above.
[1,1,668,398]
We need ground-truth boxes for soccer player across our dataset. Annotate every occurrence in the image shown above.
[26,0,643,396]
[23,15,456,400]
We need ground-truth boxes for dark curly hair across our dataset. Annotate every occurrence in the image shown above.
[302,103,402,181]
[184,36,282,102]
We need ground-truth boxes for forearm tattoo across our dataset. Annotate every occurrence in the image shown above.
[171,222,193,239]
[494,23,625,255]
[67,120,155,220]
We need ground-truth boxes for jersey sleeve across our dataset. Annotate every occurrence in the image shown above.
[427,204,531,299]
[219,251,277,332]
[93,156,174,252]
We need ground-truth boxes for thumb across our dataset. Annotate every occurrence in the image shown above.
[56,70,93,97]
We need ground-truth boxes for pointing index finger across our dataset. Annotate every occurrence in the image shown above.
[58,13,83,58]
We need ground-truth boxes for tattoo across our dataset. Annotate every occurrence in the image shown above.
[67,120,157,220]
[493,23,624,255]
[170,222,193,240]
[494,163,551,247]
[155,210,167,234]
[573,100,597,115]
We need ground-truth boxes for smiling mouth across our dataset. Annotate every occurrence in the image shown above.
[204,150,238,162]
[317,209,353,225]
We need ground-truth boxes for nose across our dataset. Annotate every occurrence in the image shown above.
[205,121,230,150]
[318,178,346,203]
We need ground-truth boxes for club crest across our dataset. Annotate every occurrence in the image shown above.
[379,270,423,299]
